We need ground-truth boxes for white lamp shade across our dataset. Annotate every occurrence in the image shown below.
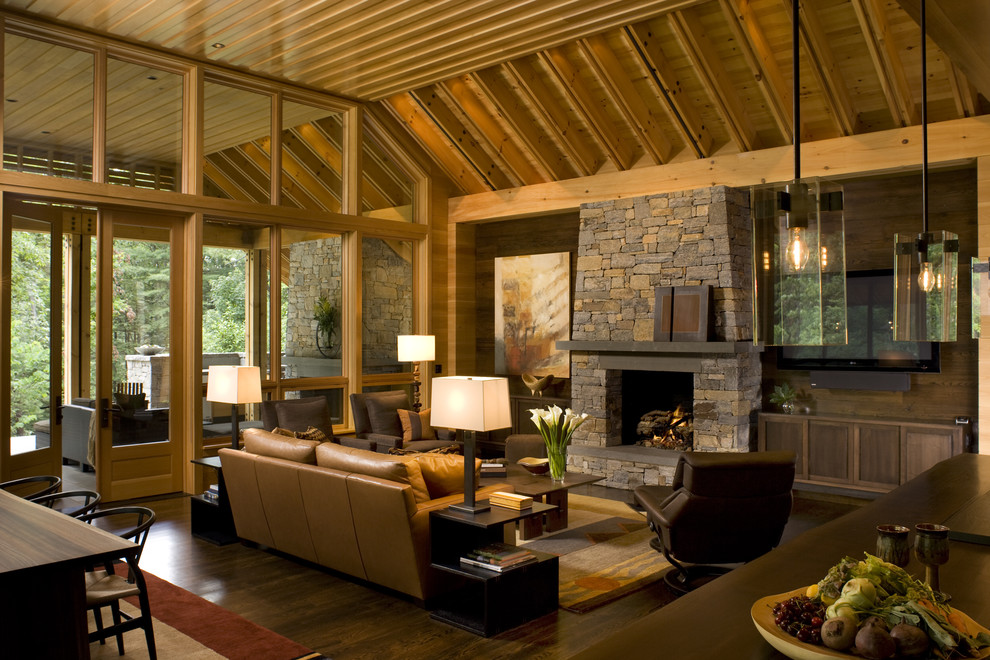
[206,365,262,404]
[397,334,435,362]
[430,376,511,432]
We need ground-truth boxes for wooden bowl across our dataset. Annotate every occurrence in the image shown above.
[517,457,550,475]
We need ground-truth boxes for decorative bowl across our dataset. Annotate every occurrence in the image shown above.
[135,344,165,355]
[517,457,550,475]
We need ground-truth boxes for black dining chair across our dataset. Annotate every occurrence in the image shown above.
[0,474,61,500]
[31,489,101,518]
[79,506,157,659]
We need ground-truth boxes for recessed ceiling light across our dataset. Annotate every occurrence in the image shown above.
[212,42,225,49]
[147,75,158,81]
[6,98,17,103]
[41,130,51,134]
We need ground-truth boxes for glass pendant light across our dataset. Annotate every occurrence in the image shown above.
[752,0,846,346]
[892,0,958,342]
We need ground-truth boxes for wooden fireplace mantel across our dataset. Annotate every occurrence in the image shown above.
[556,340,762,372]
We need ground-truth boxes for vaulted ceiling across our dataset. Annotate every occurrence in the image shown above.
[4,0,989,199]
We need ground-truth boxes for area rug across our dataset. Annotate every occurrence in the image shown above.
[92,568,327,659]
[519,493,672,613]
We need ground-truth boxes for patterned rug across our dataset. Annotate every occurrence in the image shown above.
[519,494,673,613]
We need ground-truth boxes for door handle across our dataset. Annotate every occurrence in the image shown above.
[101,398,110,428]
[55,395,63,425]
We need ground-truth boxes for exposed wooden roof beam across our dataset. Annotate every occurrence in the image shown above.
[851,0,918,127]
[470,68,577,181]
[503,57,603,176]
[210,147,270,203]
[668,9,760,152]
[382,92,492,195]
[719,0,792,142]
[413,85,518,189]
[895,0,990,101]
[540,47,635,171]
[203,158,252,202]
[624,23,714,159]
[580,34,674,165]
[438,75,548,186]
[281,130,346,212]
[447,115,990,223]
[946,62,979,119]
[784,0,858,137]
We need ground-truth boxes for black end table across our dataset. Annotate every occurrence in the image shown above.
[190,456,237,545]
[429,501,558,636]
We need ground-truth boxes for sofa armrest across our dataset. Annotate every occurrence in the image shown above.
[339,435,376,452]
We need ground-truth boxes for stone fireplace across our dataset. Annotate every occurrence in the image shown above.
[561,186,763,489]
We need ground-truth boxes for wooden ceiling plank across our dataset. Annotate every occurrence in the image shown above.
[202,158,251,201]
[502,58,603,176]
[719,0,791,142]
[301,0,710,99]
[624,23,713,159]
[382,93,491,195]
[785,0,858,137]
[412,85,518,189]
[172,0,327,52]
[279,146,343,213]
[580,34,674,164]
[439,75,548,186]
[540,47,635,171]
[470,68,575,181]
[204,150,268,202]
[850,0,918,127]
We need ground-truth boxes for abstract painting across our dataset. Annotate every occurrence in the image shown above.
[494,252,570,377]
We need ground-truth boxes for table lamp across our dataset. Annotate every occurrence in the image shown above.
[431,376,511,514]
[206,365,262,449]
[397,334,435,412]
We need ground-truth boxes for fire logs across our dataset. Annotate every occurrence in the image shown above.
[635,406,692,450]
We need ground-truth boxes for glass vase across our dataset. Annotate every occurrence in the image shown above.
[547,445,567,481]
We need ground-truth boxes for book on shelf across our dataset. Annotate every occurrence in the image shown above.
[459,551,537,572]
[465,541,531,563]
[489,491,533,510]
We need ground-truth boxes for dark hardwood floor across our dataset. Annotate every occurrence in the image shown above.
[64,467,861,659]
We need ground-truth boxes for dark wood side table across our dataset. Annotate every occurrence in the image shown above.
[430,501,558,636]
[190,456,237,545]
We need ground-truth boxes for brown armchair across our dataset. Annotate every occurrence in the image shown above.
[349,391,458,454]
[634,450,796,592]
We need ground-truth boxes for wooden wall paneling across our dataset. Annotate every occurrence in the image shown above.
[979,156,990,455]
[448,221,477,376]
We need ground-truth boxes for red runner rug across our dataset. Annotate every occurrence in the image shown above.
[123,568,324,660]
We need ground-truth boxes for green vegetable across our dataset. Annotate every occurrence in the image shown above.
[841,577,877,609]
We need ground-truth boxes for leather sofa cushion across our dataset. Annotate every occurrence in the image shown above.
[364,391,408,437]
[243,428,319,464]
[415,453,481,499]
[316,442,431,504]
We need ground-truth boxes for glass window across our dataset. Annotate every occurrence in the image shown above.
[362,118,414,221]
[106,58,182,191]
[3,34,94,180]
[203,81,272,203]
[281,228,343,379]
[281,100,343,212]
[202,220,271,377]
[361,237,412,374]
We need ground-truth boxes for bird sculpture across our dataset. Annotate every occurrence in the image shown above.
[521,373,554,397]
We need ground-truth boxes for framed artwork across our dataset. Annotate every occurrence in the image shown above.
[494,252,570,377]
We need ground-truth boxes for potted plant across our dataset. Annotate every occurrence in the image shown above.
[314,294,339,358]
[769,383,798,414]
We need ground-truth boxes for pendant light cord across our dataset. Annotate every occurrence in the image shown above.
[793,0,800,180]
[921,0,928,234]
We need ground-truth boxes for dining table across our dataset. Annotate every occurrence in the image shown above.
[0,488,140,658]
[571,452,990,659]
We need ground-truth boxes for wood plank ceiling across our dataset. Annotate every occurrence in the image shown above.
[3,0,988,200]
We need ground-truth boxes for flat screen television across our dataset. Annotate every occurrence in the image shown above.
[777,269,940,373]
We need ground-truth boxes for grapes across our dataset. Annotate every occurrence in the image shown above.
[772,596,826,646]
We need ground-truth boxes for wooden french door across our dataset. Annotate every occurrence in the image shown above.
[94,209,184,501]
[0,197,64,484]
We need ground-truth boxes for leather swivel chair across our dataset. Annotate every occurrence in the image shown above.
[635,450,796,593]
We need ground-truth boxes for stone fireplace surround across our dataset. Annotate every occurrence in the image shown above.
[560,186,763,489]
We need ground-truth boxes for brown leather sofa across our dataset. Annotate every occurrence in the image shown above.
[219,427,509,602]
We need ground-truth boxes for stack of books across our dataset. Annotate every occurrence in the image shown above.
[480,462,507,477]
[489,491,533,510]
[203,483,220,503]
[459,542,537,572]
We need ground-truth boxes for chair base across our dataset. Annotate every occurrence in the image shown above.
[662,564,731,594]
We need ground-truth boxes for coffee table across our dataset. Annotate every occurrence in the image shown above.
[481,464,603,539]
